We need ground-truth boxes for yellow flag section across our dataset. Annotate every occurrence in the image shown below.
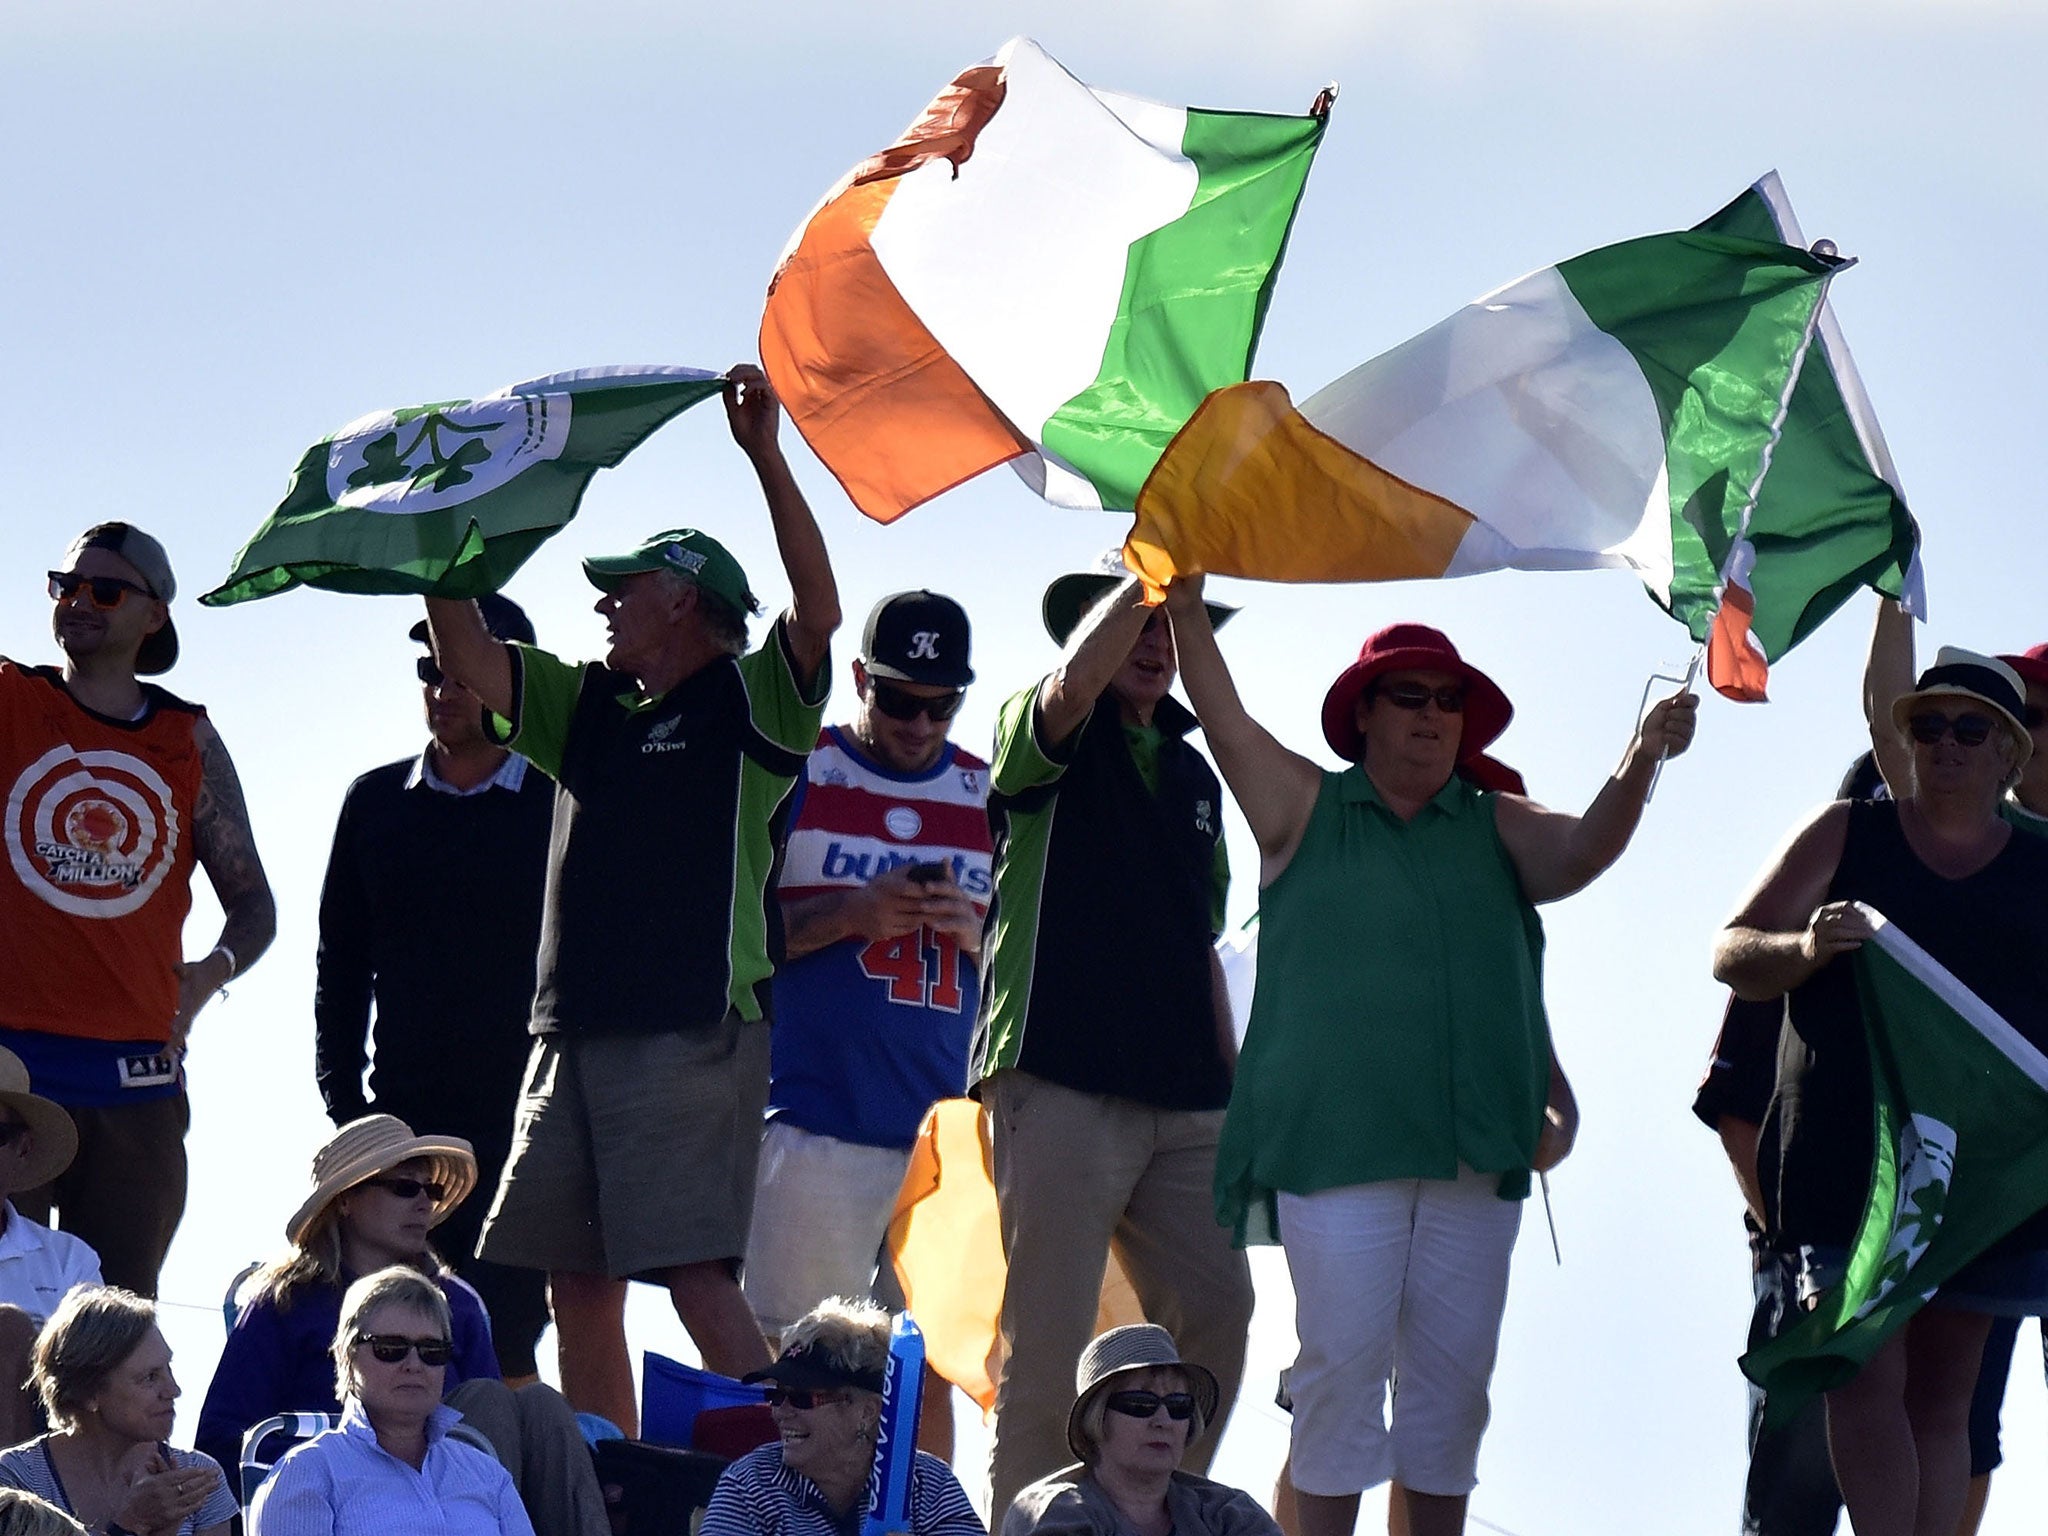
[1125,219,1901,701]
[885,1099,1146,1415]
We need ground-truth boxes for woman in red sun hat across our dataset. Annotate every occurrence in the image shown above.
[1163,576,1695,1536]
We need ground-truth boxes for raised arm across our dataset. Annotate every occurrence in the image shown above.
[1163,575,1320,876]
[1493,687,1698,904]
[725,362,840,688]
[1713,800,1863,1000]
[1034,575,1154,748]
[177,718,277,1048]
[423,597,513,718]
[1862,595,1915,799]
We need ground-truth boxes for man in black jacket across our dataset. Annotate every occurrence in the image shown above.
[314,592,553,1379]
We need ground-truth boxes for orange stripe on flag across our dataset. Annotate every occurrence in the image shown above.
[886,1099,1004,1413]
[1707,582,1771,702]
[1125,381,1475,597]
[761,68,1031,523]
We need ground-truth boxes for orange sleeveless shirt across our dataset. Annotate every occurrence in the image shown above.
[1,661,205,1043]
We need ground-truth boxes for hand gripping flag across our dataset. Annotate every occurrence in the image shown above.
[761,37,1327,521]
[1126,177,1919,701]
[201,366,724,606]
[1741,907,2048,1427]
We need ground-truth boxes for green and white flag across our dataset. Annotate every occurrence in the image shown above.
[1685,173,1922,700]
[202,365,725,606]
[1742,906,2048,1424]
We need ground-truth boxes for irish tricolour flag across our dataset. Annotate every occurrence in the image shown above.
[203,366,723,606]
[1127,177,1920,702]
[761,37,1326,521]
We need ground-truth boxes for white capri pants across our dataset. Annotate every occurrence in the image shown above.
[1279,1165,1522,1498]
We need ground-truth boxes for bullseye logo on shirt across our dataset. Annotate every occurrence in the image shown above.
[5,744,182,918]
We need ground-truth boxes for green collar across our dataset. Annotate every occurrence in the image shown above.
[1338,762,1469,818]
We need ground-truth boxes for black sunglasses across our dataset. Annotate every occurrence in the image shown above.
[868,679,966,723]
[1104,1390,1197,1421]
[763,1386,849,1410]
[416,656,445,687]
[357,1333,455,1366]
[1374,681,1466,714]
[48,571,153,609]
[1907,712,1996,748]
[364,1176,447,1201]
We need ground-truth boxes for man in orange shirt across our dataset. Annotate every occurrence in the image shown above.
[0,523,275,1296]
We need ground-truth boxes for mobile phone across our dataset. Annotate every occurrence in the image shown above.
[908,861,948,884]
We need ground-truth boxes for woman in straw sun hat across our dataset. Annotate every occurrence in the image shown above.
[196,1115,606,1535]
[1003,1323,1275,1536]
[1720,645,2048,1536]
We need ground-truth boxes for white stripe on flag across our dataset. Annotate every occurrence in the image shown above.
[869,37,1196,450]
[1296,263,1676,592]
[1861,904,2048,1094]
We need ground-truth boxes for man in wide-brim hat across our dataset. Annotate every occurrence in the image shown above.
[1164,574,1694,1536]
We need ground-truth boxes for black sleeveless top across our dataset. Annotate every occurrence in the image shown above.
[1763,799,2048,1250]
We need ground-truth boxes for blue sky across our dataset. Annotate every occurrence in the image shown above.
[5,3,2046,1530]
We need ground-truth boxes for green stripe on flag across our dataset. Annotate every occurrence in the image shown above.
[1038,107,1327,511]
[202,368,723,607]
[1559,231,1835,624]
[1689,185,1918,660]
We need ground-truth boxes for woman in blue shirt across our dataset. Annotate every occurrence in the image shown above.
[250,1268,530,1536]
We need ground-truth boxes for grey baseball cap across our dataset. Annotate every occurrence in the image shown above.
[63,523,179,675]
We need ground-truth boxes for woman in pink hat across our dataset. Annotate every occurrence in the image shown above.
[1163,577,1694,1536]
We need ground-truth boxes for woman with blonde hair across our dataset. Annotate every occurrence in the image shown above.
[0,1287,235,1536]
[250,1267,531,1535]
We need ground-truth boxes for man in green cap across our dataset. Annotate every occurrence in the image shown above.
[424,364,840,1434]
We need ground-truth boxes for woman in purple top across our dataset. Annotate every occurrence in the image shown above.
[195,1117,604,1536]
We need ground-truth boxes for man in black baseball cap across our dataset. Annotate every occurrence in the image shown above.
[742,589,991,1457]
[2,523,275,1297]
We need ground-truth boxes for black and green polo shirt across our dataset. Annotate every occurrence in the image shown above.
[498,619,827,1035]
[974,681,1230,1110]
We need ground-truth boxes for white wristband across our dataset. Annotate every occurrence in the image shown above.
[208,943,238,980]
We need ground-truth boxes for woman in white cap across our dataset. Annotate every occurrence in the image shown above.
[0,1285,235,1535]
[194,1116,604,1536]
[1718,646,2048,1536]
[700,1298,981,1536]
[0,1047,99,1446]
[1004,1324,1274,1536]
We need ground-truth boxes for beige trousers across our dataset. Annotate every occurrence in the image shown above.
[983,1069,1254,1518]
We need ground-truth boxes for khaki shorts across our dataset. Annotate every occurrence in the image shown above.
[741,1118,912,1334]
[479,1016,771,1278]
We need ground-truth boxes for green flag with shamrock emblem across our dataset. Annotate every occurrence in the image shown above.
[1742,906,2048,1425]
[201,365,725,606]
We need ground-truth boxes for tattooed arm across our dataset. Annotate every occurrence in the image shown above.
[174,716,277,1048]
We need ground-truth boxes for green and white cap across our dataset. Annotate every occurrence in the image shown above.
[583,529,760,616]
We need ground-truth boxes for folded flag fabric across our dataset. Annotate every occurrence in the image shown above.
[202,365,724,606]
[1127,182,1909,700]
[1688,174,1921,700]
[1741,907,2048,1426]
[761,36,1326,521]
